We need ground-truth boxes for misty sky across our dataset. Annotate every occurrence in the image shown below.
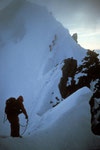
[0,0,100,50]
[28,0,100,50]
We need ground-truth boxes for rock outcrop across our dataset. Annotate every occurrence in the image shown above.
[59,57,77,98]
[58,50,100,135]
[72,33,78,43]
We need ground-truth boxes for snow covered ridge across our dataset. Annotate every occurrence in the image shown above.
[27,87,94,150]
[0,0,100,150]
[58,50,100,99]
[0,87,96,150]
[58,50,100,136]
[0,0,86,112]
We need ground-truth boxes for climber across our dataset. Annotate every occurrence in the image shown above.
[5,96,28,137]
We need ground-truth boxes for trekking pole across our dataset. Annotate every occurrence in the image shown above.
[20,119,29,136]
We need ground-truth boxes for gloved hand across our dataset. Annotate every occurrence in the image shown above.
[25,115,28,119]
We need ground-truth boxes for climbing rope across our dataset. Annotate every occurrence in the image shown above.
[3,112,29,136]
[3,113,7,123]
[20,119,29,136]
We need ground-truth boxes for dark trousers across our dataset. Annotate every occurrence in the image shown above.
[7,115,20,137]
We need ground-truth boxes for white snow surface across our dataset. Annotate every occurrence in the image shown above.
[0,0,100,150]
[0,87,100,150]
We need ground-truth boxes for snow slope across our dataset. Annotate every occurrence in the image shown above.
[1,87,100,150]
[0,0,86,120]
[0,0,100,150]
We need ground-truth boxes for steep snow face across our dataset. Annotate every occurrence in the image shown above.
[0,87,97,150]
[0,0,86,110]
[0,1,100,150]
[29,87,92,131]
[29,87,93,150]
[0,0,87,136]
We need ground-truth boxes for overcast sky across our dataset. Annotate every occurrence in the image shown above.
[0,0,100,50]
[28,0,100,50]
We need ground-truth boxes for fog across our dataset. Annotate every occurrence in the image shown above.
[0,0,100,49]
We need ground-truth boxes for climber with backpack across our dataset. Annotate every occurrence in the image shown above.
[5,96,28,138]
